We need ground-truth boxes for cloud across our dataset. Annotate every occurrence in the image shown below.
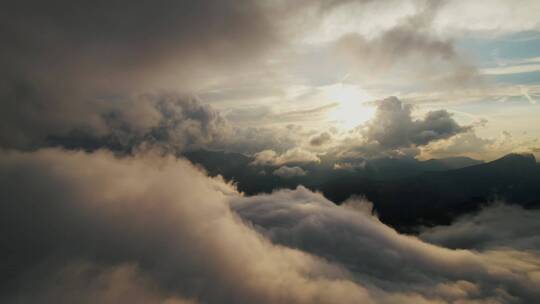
[0,1,283,150]
[420,129,540,161]
[302,0,540,43]
[1,148,540,303]
[141,94,234,152]
[232,189,540,302]
[364,97,470,149]
[333,96,470,159]
[273,166,307,178]
[481,64,540,76]
[251,148,320,166]
[224,102,341,127]
[44,93,234,153]
[421,130,494,160]
[0,148,372,304]
[433,0,540,35]
[333,160,367,171]
[331,2,480,90]
[1,0,534,160]
[223,94,481,162]
[8,262,198,304]
[219,124,315,155]
[40,93,331,158]
[336,28,455,70]
[277,103,341,123]
[310,132,332,146]
[419,203,540,251]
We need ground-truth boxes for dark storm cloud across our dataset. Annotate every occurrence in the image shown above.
[0,0,282,149]
[363,96,469,149]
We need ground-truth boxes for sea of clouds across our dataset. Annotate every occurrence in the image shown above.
[1,148,539,303]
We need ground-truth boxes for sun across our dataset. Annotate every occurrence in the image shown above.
[324,84,375,129]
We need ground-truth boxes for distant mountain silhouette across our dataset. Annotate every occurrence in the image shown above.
[184,150,540,232]
[346,156,483,180]
[420,156,484,171]
[320,153,540,231]
[184,150,483,184]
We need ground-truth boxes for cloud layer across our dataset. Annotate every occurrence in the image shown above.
[0,148,370,304]
[232,189,540,303]
[1,148,539,303]
[419,203,540,251]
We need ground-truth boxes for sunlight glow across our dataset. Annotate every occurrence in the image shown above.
[325,84,375,129]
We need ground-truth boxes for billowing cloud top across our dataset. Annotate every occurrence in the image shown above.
[364,96,469,149]
[1,148,540,303]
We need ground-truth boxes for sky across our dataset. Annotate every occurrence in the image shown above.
[2,0,540,161]
[2,1,540,303]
